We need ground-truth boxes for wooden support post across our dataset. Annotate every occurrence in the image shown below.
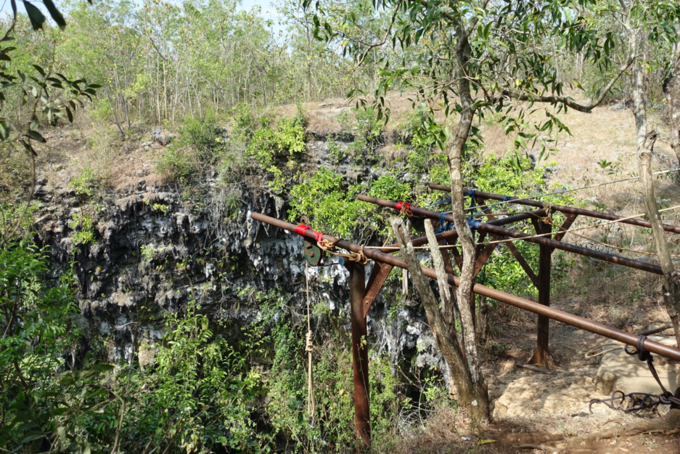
[347,262,370,447]
[529,220,552,368]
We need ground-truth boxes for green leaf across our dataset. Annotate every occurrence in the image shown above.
[27,130,45,143]
[90,363,114,373]
[16,422,40,432]
[65,106,73,123]
[20,431,45,443]
[24,1,46,30]
[42,0,66,30]
[32,65,45,77]
[20,139,37,156]
[0,120,10,140]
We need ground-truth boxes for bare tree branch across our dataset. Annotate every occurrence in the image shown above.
[500,56,635,113]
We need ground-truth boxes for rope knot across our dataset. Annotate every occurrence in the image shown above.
[305,330,313,352]
[435,212,453,234]
[348,245,368,265]
[541,201,554,220]
[317,238,339,251]
[625,335,653,362]
[318,238,369,265]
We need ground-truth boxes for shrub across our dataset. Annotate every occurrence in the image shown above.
[156,146,197,183]
[288,168,372,239]
[245,106,306,193]
[177,114,225,164]
[68,212,96,245]
[0,241,117,453]
[247,114,306,169]
[70,167,98,198]
[337,106,385,162]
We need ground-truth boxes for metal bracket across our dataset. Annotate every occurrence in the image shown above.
[303,238,324,266]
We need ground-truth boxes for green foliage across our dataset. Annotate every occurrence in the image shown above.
[177,115,225,164]
[473,155,545,195]
[247,109,306,169]
[239,106,307,193]
[0,240,116,453]
[368,173,412,202]
[68,212,96,246]
[337,106,384,163]
[327,140,347,164]
[157,115,227,183]
[288,168,373,239]
[111,301,264,452]
[152,203,170,214]
[0,200,40,245]
[70,167,98,198]
[156,146,197,183]
[140,244,156,262]
[252,288,403,452]
[395,105,445,173]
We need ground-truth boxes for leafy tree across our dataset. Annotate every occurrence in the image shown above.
[309,0,636,420]
[0,240,117,453]
[599,0,680,346]
[0,2,98,243]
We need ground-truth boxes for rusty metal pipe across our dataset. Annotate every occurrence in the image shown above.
[250,212,680,362]
[348,263,371,445]
[377,206,547,253]
[358,194,543,227]
[358,195,663,275]
[428,183,680,235]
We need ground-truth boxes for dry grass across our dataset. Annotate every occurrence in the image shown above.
[36,120,168,194]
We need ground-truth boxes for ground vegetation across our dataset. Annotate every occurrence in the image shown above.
[1,0,680,452]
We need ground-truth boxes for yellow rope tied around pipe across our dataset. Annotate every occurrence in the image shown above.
[317,238,369,265]
[305,261,315,425]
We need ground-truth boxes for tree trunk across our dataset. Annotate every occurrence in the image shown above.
[424,219,453,318]
[391,217,490,420]
[105,86,125,138]
[634,45,680,347]
[640,138,680,347]
[448,22,485,392]
[306,21,312,102]
[664,75,680,168]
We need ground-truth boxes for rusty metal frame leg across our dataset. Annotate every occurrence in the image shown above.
[347,263,370,447]
[553,213,577,244]
[528,220,553,368]
[362,262,393,318]
[449,242,464,271]
[506,242,539,287]
[473,234,503,278]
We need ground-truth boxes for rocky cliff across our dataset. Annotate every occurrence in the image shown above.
[30,131,448,382]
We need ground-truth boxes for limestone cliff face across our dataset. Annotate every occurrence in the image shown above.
[30,133,448,380]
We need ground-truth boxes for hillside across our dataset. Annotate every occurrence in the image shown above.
[3,0,680,451]
[17,99,680,453]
